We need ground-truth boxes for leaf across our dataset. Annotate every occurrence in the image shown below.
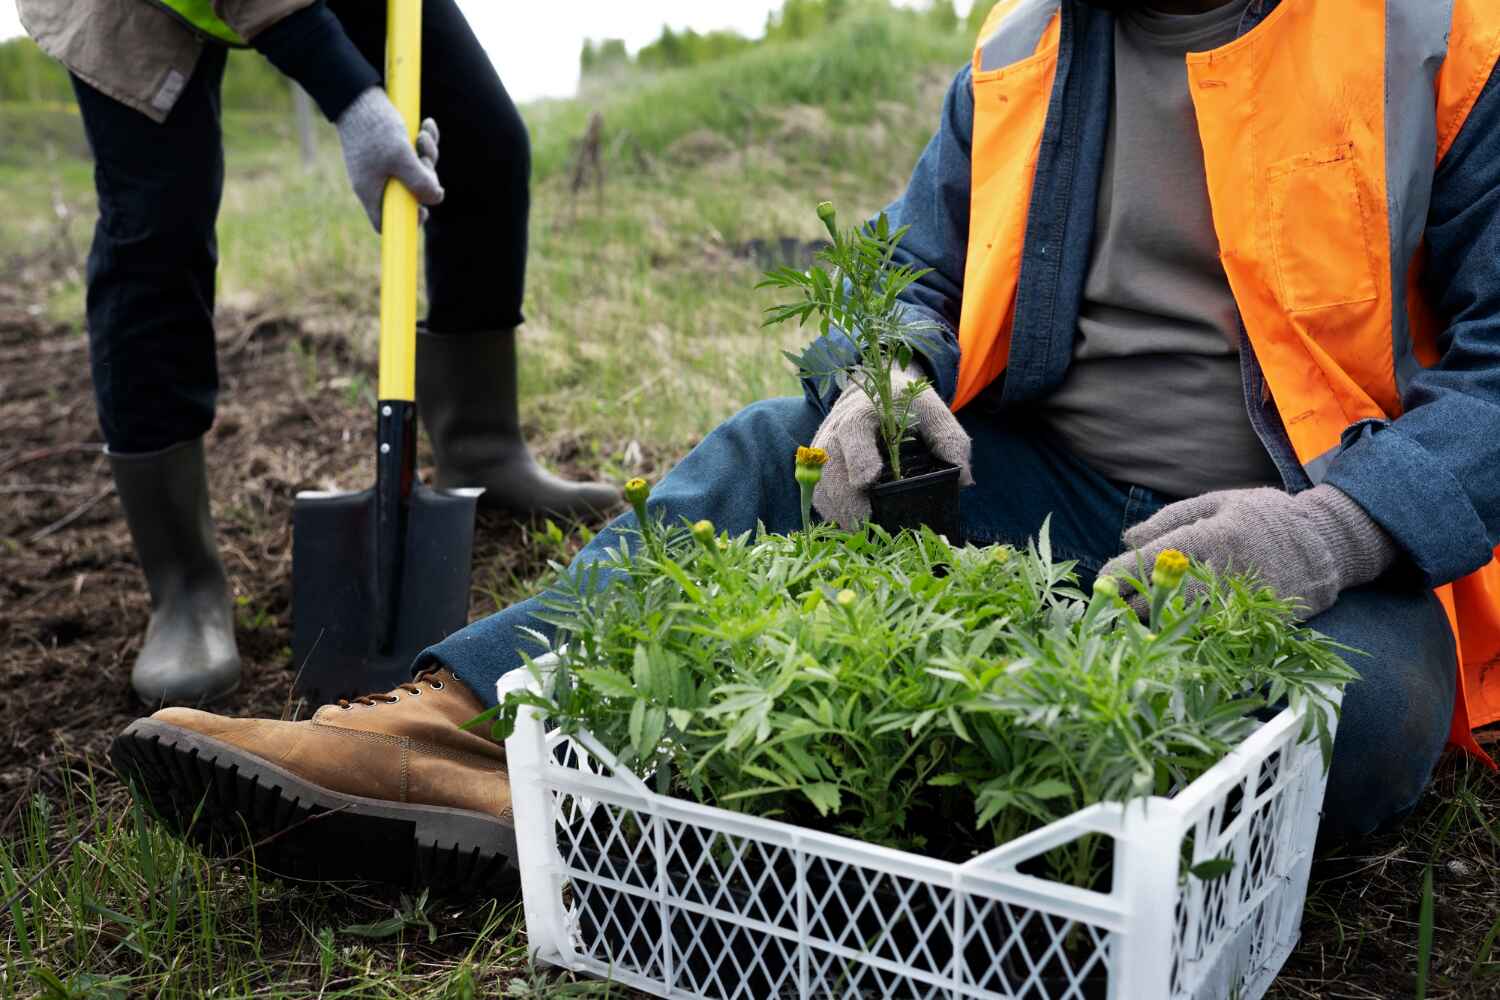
[656,557,702,603]
[801,782,842,816]
[577,668,638,700]
[341,914,409,940]
[628,699,648,756]
[1025,779,1073,801]
[1417,864,1435,999]
[668,708,694,732]
[641,705,667,756]
[927,774,966,788]
[726,702,768,751]
[1189,857,1235,882]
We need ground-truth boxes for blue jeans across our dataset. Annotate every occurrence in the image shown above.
[423,397,1457,842]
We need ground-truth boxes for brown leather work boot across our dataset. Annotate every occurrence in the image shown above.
[109,669,515,894]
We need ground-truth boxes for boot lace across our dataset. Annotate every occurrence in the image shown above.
[337,669,446,708]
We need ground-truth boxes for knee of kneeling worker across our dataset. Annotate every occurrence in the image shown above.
[1313,588,1456,842]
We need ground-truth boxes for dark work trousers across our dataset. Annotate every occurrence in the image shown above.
[71,0,529,454]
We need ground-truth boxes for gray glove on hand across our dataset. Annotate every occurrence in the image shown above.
[335,87,443,232]
[810,366,973,529]
[1098,483,1398,620]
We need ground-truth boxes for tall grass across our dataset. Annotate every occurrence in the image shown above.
[526,10,970,178]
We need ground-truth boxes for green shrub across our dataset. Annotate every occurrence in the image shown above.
[479,510,1356,885]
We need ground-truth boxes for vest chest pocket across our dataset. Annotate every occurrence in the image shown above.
[1266,142,1381,313]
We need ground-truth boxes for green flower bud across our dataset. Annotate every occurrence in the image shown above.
[691,519,716,547]
[624,477,651,507]
[815,200,838,239]
[836,588,857,608]
[1093,575,1120,599]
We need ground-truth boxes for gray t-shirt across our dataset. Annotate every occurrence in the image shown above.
[1034,0,1281,497]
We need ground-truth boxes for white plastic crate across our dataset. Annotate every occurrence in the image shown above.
[501,660,1338,1000]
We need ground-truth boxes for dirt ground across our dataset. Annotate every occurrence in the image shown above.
[0,254,632,822]
[4,252,1499,998]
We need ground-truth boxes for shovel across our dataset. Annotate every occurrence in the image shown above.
[290,0,481,703]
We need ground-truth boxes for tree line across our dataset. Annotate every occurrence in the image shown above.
[581,0,998,78]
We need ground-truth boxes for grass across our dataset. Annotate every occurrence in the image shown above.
[0,765,617,998]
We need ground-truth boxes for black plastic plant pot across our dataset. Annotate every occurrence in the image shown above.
[869,437,962,540]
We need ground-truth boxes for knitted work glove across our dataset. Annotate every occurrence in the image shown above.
[810,366,973,529]
[1098,484,1398,620]
[335,87,443,232]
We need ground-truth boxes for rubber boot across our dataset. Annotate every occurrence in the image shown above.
[109,437,241,706]
[416,328,621,518]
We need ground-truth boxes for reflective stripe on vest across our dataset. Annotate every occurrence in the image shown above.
[153,0,246,47]
[956,0,1500,747]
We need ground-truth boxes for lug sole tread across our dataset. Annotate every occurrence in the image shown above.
[109,724,519,897]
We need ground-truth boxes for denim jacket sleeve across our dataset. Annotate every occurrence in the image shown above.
[801,65,974,415]
[1324,63,1500,589]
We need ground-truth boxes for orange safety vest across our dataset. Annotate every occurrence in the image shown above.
[957,0,1500,757]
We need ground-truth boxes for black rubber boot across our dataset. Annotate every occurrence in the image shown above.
[109,437,241,706]
[416,328,621,518]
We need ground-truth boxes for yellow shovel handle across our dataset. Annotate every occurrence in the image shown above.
[377,0,422,402]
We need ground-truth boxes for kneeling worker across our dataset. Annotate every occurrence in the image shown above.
[110,0,1500,891]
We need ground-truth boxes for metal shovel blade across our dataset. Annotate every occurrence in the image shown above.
[290,483,482,704]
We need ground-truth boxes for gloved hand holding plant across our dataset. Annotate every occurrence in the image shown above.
[760,203,972,529]
[1099,483,1398,620]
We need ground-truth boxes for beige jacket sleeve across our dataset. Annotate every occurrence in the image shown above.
[19,0,201,122]
[18,0,315,122]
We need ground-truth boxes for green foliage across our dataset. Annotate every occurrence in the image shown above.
[579,38,630,75]
[761,203,939,480]
[637,28,754,72]
[220,51,292,112]
[579,0,867,83]
[485,518,1356,885]
[926,0,961,34]
[967,0,1001,34]
[765,0,855,42]
[0,38,72,103]
[536,7,972,179]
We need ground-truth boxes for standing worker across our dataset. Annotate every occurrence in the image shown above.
[16,0,620,706]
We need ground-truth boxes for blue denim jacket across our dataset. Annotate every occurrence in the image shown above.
[805,0,1500,590]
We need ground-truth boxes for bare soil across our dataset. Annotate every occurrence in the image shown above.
[0,255,635,823]
[3,256,1498,998]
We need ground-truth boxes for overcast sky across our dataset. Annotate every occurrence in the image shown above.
[2,1,973,104]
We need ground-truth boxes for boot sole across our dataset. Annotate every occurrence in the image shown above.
[110,719,518,897]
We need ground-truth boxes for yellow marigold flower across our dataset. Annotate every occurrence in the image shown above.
[795,447,827,491]
[796,445,828,467]
[623,477,651,506]
[1151,548,1190,590]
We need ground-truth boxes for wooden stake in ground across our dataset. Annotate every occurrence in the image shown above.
[569,110,605,219]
